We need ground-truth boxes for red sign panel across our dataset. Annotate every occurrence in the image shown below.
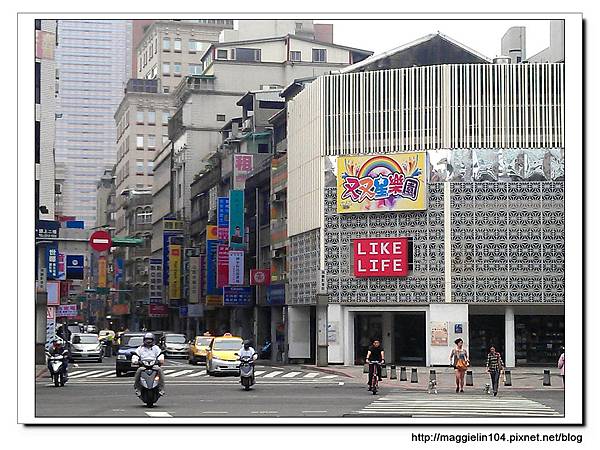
[353,237,409,277]
[250,269,271,286]
[216,245,229,288]
[148,304,169,317]
[89,230,112,252]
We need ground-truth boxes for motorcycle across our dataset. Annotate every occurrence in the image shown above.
[236,353,257,391]
[46,350,69,387]
[131,351,164,407]
[259,339,272,359]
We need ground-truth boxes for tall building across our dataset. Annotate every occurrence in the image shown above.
[54,19,132,227]
[132,19,156,77]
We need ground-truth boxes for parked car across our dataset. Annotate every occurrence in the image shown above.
[206,334,243,375]
[188,335,214,365]
[84,325,98,334]
[115,333,147,377]
[162,333,189,358]
[68,333,103,362]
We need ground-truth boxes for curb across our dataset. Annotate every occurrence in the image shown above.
[299,365,354,378]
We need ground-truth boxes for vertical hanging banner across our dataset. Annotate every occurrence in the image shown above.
[169,245,182,300]
[205,239,220,296]
[188,255,200,304]
[228,250,244,285]
[56,253,66,280]
[217,244,230,288]
[229,190,245,249]
[162,219,184,286]
[46,281,60,305]
[217,197,230,227]
[233,154,254,190]
[149,258,163,302]
[199,254,206,298]
[114,257,124,288]
[46,243,59,279]
[98,256,107,288]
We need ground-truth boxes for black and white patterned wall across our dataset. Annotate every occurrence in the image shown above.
[288,229,320,305]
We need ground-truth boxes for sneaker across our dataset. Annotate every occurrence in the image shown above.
[460,389,464,393]
[494,392,498,397]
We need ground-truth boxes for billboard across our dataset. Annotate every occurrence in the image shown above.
[98,256,107,288]
[206,240,220,296]
[337,152,427,213]
[217,197,229,228]
[223,286,252,306]
[233,154,254,190]
[66,255,84,280]
[229,190,245,249]
[228,251,244,285]
[353,237,409,277]
[169,244,182,300]
[149,259,163,301]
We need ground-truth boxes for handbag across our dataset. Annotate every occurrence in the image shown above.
[456,359,468,370]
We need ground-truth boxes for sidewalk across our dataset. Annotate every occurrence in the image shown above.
[299,365,565,390]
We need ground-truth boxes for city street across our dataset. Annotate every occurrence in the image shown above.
[35,357,564,419]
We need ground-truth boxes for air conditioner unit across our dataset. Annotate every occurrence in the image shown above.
[271,192,284,202]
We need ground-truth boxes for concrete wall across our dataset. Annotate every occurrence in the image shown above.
[289,39,350,64]
[429,303,469,366]
[327,304,344,363]
[287,306,311,359]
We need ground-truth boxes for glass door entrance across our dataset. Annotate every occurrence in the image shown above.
[393,312,426,366]
[353,314,383,365]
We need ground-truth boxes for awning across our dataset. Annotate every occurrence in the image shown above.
[112,237,144,247]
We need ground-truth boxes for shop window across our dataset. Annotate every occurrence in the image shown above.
[515,315,564,366]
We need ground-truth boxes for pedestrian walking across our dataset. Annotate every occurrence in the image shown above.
[450,338,469,393]
[558,347,565,386]
[485,346,504,397]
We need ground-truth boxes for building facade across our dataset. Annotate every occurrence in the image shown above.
[286,62,565,367]
[54,19,132,226]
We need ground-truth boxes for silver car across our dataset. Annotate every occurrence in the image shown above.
[69,333,103,362]
[162,333,189,358]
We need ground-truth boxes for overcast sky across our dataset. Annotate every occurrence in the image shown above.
[315,19,552,60]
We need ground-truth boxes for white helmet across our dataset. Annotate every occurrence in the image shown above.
[143,332,155,343]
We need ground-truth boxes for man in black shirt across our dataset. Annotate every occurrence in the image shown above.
[365,339,385,390]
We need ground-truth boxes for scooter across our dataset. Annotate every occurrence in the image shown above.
[237,353,257,391]
[46,350,69,387]
[131,351,164,407]
[260,339,272,359]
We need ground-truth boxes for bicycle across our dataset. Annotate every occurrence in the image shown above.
[367,360,384,395]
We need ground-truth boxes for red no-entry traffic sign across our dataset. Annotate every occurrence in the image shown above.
[89,230,112,252]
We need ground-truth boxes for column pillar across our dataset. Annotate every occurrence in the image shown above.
[316,295,328,366]
[505,306,515,368]
[382,311,393,364]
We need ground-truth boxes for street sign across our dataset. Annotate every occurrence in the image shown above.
[89,230,112,252]
[96,287,110,295]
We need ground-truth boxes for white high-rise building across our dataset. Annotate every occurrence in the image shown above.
[54,19,132,227]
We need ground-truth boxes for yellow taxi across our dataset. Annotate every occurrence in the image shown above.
[188,333,214,365]
[205,333,244,375]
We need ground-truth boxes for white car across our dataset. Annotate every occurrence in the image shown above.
[69,333,103,362]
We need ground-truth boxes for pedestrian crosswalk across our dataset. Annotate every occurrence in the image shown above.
[355,391,562,417]
[40,367,340,383]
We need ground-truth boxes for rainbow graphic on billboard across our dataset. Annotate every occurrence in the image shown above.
[337,152,427,213]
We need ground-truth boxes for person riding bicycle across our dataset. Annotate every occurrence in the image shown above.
[365,339,385,391]
[132,332,165,396]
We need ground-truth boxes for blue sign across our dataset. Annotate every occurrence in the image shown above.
[115,258,124,285]
[179,306,188,317]
[36,220,59,239]
[46,243,59,279]
[454,324,463,334]
[228,190,245,249]
[65,220,84,229]
[223,286,252,306]
[206,240,220,296]
[217,197,229,228]
[66,255,84,280]
[267,284,285,305]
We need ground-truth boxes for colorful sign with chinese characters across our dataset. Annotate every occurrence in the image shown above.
[46,243,58,279]
[66,255,84,280]
[353,237,409,277]
[228,251,244,285]
[148,304,169,317]
[169,244,182,299]
[216,245,229,288]
[188,255,200,304]
[229,190,245,250]
[206,240,220,296]
[223,286,252,306]
[98,256,107,288]
[337,152,427,213]
[431,321,449,346]
[56,304,78,318]
[250,269,271,286]
[217,197,229,228]
[233,154,254,190]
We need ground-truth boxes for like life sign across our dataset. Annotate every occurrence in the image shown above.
[353,237,409,277]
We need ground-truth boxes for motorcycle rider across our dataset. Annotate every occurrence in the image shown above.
[47,338,69,380]
[238,340,258,382]
[132,332,165,396]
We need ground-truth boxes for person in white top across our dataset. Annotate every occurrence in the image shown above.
[132,332,165,395]
[238,340,258,360]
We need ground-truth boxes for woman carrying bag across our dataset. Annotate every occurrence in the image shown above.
[450,338,469,393]
[485,346,504,397]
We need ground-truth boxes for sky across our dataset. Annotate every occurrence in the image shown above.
[315,19,552,60]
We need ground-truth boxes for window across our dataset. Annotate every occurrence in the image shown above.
[295,22,303,31]
[149,42,153,57]
[189,64,203,75]
[136,160,144,175]
[163,87,170,93]
[174,38,181,52]
[136,135,144,149]
[290,51,301,62]
[136,207,151,224]
[174,62,181,76]
[162,111,170,125]
[189,40,202,52]
[136,111,144,124]
[216,49,228,59]
[154,38,158,54]
[258,143,269,154]
[162,63,170,76]
[138,56,142,72]
[235,48,261,62]
[148,111,156,125]
[147,161,154,175]
[216,114,226,122]
[312,48,327,62]
[162,37,170,51]
[148,135,156,150]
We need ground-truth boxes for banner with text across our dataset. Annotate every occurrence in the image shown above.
[218,197,229,228]
[98,256,107,288]
[149,259,163,302]
[46,243,58,279]
[188,255,200,304]
[233,154,254,190]
[217,244,229,288]
[206,240,220,296]
[169,244,182,299]
[229,190,245,250]
[223,286,252,306]
[250,269,271,286]
[56,304,78,318]
[228,251,244,285]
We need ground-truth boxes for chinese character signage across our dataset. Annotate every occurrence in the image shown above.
[228,251,244,285]
[46,243,58,279]
[206,240,220,296]
[353,238,409,277]
[431,321,449,346]
[188,255,200,304]
[66,255,84,280]
[229,190,245,250]
[206,295,224,307]
[217,245,229,288]
[223,286,252,306]
[267,284,285,305]
[56,304,78,318]
[56,253,66,280]
[233,154,254,190]
[36,220,59,239]
[148,304,169,317]
[250,269,271,286]
[169,245,182,299]
[98,256,107,288]
[337,152,427,213]
[217,197,229,228]
[149,259,163,301]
